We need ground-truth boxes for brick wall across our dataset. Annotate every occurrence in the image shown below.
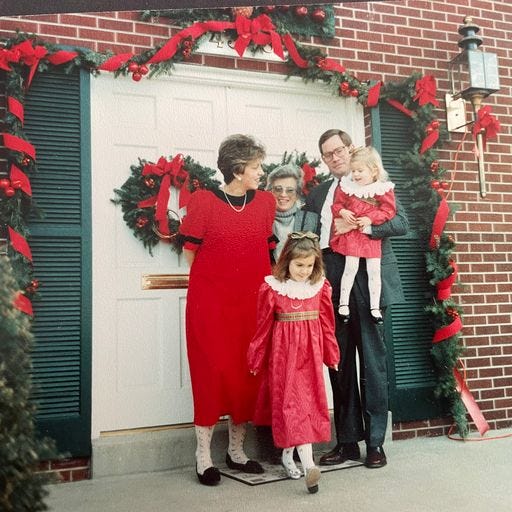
[1,1,511,445]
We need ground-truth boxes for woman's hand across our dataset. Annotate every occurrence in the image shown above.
[357,216,372,230]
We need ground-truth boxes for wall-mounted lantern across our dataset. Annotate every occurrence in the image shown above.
[446,16,500,198]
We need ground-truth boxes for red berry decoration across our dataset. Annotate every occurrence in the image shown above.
[144,177,155,188]
[139,64,149,76]
[430,160,440,172]
[263,5,276,13]
[182,48,192,59]
[340,81,350,91]
[294,5,308,17]
[431,180,440,189]
[0,178,10,189]
[192,178,200,190]
[4,186,15,197]
[132,72,142,82]
[440,181,450,190]
[350,89,359,97]
[22,157,31,166]
[231,6,254,18]
[136,216,149,228]
[311,8,326,23]
[183,39,193,49]
[431,120,440,129]
[127,62,139,73]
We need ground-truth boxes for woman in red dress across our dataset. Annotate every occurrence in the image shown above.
[179,134,276,486]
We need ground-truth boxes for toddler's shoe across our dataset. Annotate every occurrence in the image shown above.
[305,466,321,493]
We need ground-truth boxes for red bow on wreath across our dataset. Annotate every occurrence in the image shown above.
[233,14,284,60]
[301,163,317,195]
[137,154,190,236]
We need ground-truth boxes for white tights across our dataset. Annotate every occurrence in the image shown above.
[282,443,315,473]
[195,417,249,475]
[339,255,382,314]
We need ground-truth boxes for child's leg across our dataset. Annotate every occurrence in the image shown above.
[297,443,321,493]
[367,257,383,321]
[339,255,359,317]
[195,424,215,474]
[282,447,301,479]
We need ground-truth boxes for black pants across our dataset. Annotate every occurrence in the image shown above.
[323,250,389,448]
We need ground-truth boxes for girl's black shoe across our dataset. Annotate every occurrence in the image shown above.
[226,453,264,474]
[196,465,221,486]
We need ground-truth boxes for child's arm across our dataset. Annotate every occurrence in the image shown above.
[247,283,275,375]
[360,188,396,227]
[319,280,341,369]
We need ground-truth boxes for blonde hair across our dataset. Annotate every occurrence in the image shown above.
[350,146,389,182]
[273,232,324,284]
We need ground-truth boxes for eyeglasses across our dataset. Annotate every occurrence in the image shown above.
[271,186,297,196]
[288,231,319,241]
[322,145,349,162]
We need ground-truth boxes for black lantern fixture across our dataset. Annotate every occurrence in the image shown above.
[447,16,500,198]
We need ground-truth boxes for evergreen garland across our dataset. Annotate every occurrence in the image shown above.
[1,16,472,437]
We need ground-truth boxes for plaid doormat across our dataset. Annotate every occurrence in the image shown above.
[219,458,363,486]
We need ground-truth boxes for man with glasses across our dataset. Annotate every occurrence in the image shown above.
[304,129,408,468]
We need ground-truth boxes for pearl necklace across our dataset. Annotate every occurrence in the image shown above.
[223,189,247,213]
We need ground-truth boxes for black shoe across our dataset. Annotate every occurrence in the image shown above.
[319,442,360,466]
[226,453,264,474]
[196,466,221,486]
[365,446,387,468]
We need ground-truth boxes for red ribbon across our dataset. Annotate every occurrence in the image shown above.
[413,75,439,107]
[10,164,32,196]
[233,14,283,59]
[432,315,463,343]
[366,81,382,108]
[11,40,48,88]
[386,98,414,118]
[7,96,24,124]
[282,33,309,69]
[13,292,33,316]
[429,194,449,249]
[301,163,316,195]
[316,57,345,74]
[472,105,500,151]
[453,366,490,436]
[46,50,79,66]
[436,260,457,300]
[98,53,134,71]
[2,133,36,159]
[0,46,18,71]
[8,226,33,261]
[137,154,188,235]
[419,121,440,154]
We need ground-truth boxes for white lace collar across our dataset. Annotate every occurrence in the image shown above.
[264,275,324,299]
[339,175,394,198]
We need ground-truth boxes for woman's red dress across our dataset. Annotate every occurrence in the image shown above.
[180,189,276,426]
[247,277,340,448]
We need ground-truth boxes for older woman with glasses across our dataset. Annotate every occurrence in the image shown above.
[266,164,319,262]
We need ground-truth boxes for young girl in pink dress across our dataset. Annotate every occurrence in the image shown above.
[330,146,396,324]
[248,232,340,494]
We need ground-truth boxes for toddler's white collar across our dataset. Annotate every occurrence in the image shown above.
[340,175,394,198]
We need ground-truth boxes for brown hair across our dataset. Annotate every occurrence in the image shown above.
[273,232,324,284]
[318,129,353,155]
[217,134,266,184]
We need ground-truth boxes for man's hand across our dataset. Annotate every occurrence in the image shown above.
[333,217,358,235]
[357,216,372,230]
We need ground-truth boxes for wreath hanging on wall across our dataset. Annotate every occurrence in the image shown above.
[0,10,501,437]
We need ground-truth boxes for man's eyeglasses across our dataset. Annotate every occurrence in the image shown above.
[271,186,297,196]
[288,231,319,241]
[322,145,349,162]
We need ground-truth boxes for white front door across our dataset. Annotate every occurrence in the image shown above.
[90,65,364,437]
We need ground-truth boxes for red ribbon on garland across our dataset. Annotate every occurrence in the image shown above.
[7,96,24,124]
[13,292,33,316]
[99,53,134,71]
[453,366,490,436]
[366,81,382,108]
[282,33,309,69]
[10,164,32,196]
[386,98,414,118]
[8,226,33,261]
[419,120,440,154]
[233,14,284,60]
[315,57,345,74]
[137,154,189,236]
[436,260,457,300]
[413,75,440,107]
[11,40,48,88]
[46,50,79,66]
[2,132,36,159]
[429,193,449,249]
[432,315,462,343]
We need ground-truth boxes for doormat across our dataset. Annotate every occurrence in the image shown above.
[219,459,363,486]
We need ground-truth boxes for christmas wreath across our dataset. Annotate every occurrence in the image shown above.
[112,150,325,254]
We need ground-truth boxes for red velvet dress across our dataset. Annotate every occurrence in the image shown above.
[330,179,396,258]
[180,189,276,426]
[247,277,340,448]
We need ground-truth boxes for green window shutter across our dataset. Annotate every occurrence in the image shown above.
[372,101,443,421]
[25,69,91,456]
